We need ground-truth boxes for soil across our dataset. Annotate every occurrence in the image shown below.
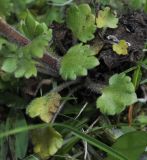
[47,11,147,125]
[100,11,147,69]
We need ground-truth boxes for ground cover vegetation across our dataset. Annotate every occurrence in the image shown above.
[0,0,147,160]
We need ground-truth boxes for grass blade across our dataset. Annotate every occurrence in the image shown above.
[0,123,128,160]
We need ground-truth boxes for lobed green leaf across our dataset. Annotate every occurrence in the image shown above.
[60,43,99,80]
[96,7,118,28]
[96,74,138,115]
[66,3,96,42]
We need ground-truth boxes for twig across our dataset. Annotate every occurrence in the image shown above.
[0,18,60,76]
[50,78,81,93]
[33,79,53,96]
[128,105,133,126]
[83,117,100,160]
[82,128,88,160]
[85,117,100,134]
[75,102,88,120]
[51,85,83,123]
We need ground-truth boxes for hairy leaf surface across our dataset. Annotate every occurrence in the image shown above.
[26,92,61,123]
[1,11,52,78]
[66,4,96,42]
[96,74,137,115]
[96,7,118,28]
[60,44,99,80]
[21,11,52,40]
[31,126,63,159]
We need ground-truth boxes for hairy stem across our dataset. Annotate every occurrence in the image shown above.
[0,18,30,45]
[0,17,60,76]
[85,78,105,94]
[50,78,81,93]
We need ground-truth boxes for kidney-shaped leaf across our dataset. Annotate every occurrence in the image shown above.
[31,126,63,159]
[96,74,137,115]
[96,7,118,28]
[106,131,147,160]
[26,92,61,123]
[66,3,96,42]
[60,43,99,80]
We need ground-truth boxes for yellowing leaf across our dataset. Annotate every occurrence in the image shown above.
[96,7,118,28]
[26,92,61,123]
[112,40,128,55]
[31,126,63,159]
